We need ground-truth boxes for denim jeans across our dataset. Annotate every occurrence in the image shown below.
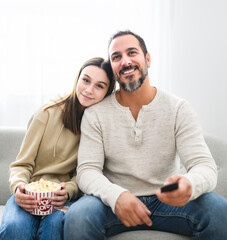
[64,192,227,240]
[0,194,75,240]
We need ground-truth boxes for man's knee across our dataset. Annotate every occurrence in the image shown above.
[192,192,227,228]
[196,192,227,210]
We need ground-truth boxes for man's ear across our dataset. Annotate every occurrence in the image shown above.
[146,53,151,68]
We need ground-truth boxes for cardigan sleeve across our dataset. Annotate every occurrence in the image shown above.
[9,108,48,194]
[65,169,80,201]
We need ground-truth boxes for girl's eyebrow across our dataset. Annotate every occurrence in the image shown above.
[82,74,91,79]
[98,81,108,86]
[83,73,108,86]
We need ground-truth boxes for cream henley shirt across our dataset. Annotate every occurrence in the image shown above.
[77,89,217,212]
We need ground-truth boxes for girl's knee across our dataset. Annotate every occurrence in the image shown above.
[0,218,34,240]
[65,196,105,224]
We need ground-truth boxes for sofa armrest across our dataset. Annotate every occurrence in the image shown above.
[0,127,26,205]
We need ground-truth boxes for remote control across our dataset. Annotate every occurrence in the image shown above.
[161,182,178,193]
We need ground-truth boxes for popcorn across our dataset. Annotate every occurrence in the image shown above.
[26,179,59,192]
[25,179,61,216]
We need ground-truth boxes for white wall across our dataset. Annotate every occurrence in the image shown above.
[169,0,227,143]
[1,0,226,143]
[0,0,156,127]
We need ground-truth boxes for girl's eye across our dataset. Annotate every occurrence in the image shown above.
[96,84,104,89]
[82,78,89,83]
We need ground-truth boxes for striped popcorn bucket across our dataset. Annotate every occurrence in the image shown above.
[25,182,61,216]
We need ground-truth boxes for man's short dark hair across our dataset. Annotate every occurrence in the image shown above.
[108,30,148,59]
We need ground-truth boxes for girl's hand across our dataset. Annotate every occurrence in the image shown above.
[15,183,38,212]
[51,182,68,209]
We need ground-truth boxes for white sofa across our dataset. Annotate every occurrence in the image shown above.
[0,127,226,239]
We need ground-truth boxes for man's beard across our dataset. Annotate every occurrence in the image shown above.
[115,65,148,92]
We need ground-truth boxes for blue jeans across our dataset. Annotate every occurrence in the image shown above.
[64,193,227,240]
[0,194,75,240]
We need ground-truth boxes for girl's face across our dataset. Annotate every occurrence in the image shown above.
[76,65,110,107]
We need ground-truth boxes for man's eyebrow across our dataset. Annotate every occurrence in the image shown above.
[127,47,139,52]
[111,47,139,58]
[110,51,120,58]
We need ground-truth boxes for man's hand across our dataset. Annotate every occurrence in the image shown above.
[115,192,152,227]
[51,182,68,209]
[15,183,37,212]
[156,175,192,206]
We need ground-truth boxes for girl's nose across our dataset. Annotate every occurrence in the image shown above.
[84,85,94,94]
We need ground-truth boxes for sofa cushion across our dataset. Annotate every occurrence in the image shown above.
[107,230,190,240]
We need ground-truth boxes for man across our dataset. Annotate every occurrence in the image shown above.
[64,30,227,239]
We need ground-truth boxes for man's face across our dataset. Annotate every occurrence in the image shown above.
[109,34,150,92]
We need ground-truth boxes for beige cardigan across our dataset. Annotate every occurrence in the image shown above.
[10,102,80,200]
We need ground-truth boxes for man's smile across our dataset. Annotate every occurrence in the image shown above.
[119,65,138,76]
[122,68,135,74]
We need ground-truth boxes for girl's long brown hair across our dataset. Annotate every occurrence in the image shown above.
[45,57,115,134]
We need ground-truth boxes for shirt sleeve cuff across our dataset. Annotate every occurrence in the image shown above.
[102,184,128,213]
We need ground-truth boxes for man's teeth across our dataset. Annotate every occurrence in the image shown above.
[123,69,134,74]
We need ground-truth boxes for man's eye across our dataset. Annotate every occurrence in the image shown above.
[129,51,136,55]
[112,55,120,61]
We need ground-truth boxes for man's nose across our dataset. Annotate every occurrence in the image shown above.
[121,55,132,66]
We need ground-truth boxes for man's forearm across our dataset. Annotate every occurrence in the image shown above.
[77,166,127,212]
